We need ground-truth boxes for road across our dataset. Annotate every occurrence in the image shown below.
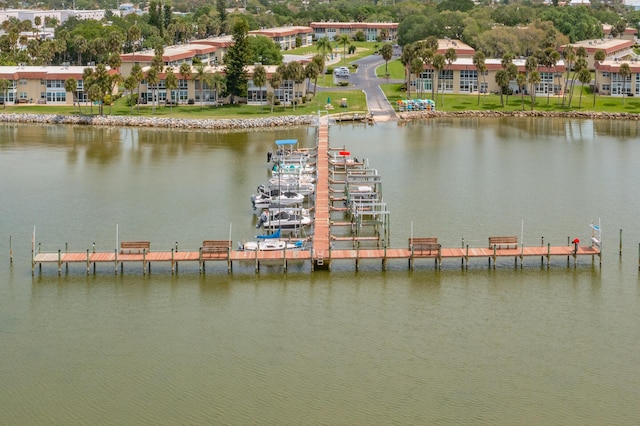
[315,54,404,122]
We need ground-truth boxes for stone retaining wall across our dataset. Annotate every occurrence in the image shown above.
[0,113,317,130]
[399,110,640,121]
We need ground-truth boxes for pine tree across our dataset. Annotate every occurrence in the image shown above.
[225,18,251,104]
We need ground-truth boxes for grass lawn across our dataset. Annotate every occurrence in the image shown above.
[380,83,640,113]
[375,59,404,80]
[0,90,367,118]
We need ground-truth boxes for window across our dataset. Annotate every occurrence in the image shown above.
[459,70,477,93]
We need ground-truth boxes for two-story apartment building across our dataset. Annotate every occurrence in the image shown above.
[310,22,398,42]
[594,59,640,95]
[0,65,115,105]
[559,38,635,70]
[248,26,313,50]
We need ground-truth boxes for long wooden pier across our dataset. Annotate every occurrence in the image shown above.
[31,119,602,275]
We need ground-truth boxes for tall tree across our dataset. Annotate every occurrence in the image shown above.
[268,71,282,113]
[516,73,527,111]
[195,63,206,110]
[0,79,9,110]
[210,72,226,106]
[380,43,393,79]
[224,18,251,104]
[146,67,159,114]
[432,53,446,106]
[528,71,541,111]
[495,70,509,107]
[472,51,486,105]
[336,34,351,66]
[252,64,267,108]
[400,44,416,99]
[443,47,457,106]
[124,75,137,115]
[130,64,143,113]
[316,37,332,64]
[561,45,575,107]
[593,49,605,107]
[576,67,591,109]
[619,63,631,105]
[165,67,178,112]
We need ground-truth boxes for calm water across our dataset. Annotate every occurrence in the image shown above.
[1,119,639,424]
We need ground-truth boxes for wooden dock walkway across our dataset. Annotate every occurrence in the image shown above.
[311,116,331,269]
[31,119,602,275]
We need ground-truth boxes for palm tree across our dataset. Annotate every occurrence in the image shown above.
[472,51,486,105]
[82,67,94,113]
[195,63,206,110]
[252,64,267,109]
[380,43,393,79]
[561,45,575,107]
[316,37,332,63]
[506,63,518,106]
[443,48,457,107]
[304,60,320,97]
[311,55,324,95]
[336,34,350,66]
[0,79,9,110]
[495,70,509,106]
[210,72,226,106]
[268,71,282,113]
[127,23,142,55]
[65,78,78,113]
[130,63,143,113]
[568,57,587,108]
[432,53,445,107]
[576,67,591,108]
[400,44,416,99]
[146,67,159,114]
[165,67,178,112]
[407,57,421,99]
[179,62,192,104]
[516,73,527,110]
[528,71,541,111]
[593,49,605,106]
[124,75,137,114]
[619,63,631,104]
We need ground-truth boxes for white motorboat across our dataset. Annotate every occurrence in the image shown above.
[267,139,313,165]
[256,208,312,230]
[251,185,304,209]
[239,229,306,251]
[268,180,315,196]
[269,172,316,185]
[271,162,316,176]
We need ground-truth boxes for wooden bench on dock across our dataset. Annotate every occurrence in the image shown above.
[409,238,441,257]
[201,240,231,259]
[488,236,518,250]
[120,241,150,254]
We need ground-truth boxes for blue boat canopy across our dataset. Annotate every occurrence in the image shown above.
[257,229,281,239]
[275,139,298,146]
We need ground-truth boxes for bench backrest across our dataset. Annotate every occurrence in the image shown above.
[488,236,518,246]
[201,240,231,251]
[409,238,439,247]
[120,241,150,249]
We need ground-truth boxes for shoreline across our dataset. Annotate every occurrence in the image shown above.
[0,113,318,130]
[1,110,639,131]
[397,110,640,121]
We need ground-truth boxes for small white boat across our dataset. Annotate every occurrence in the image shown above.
[268,180,315,196]
[251,185,304,209]
[256,208,312,230]
[269,172,316,185]
[239,230,305,251]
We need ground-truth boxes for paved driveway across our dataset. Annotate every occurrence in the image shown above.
[315,54,404,122]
